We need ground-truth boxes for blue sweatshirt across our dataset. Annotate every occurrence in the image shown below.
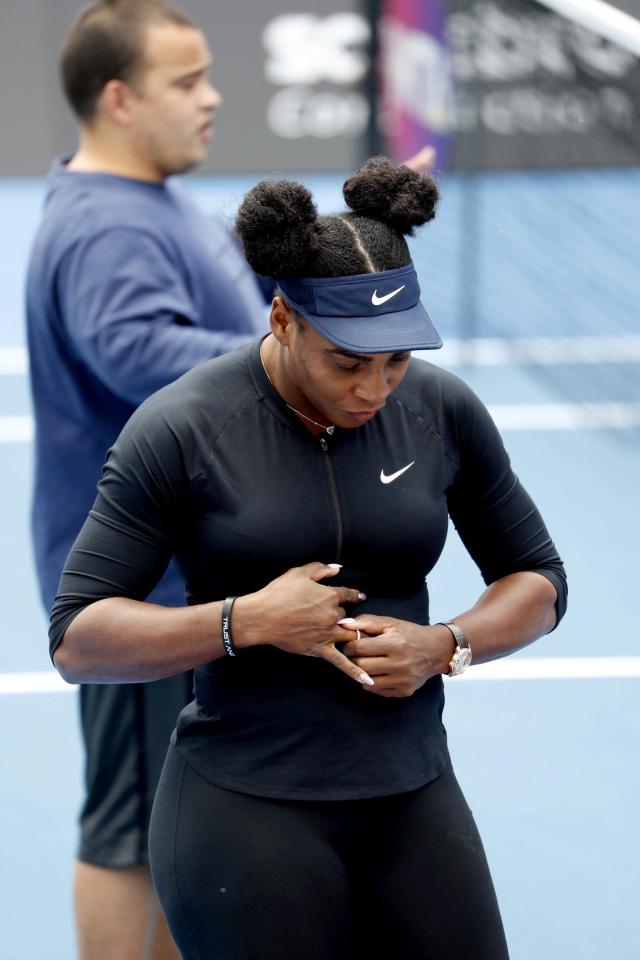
[26,158,267,610]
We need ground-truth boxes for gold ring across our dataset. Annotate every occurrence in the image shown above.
[355,628,361,641]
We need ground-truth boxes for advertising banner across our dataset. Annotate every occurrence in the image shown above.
[198,0,373,171]
[378,0,640,169]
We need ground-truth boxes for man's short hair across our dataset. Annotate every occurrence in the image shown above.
[60,0,195,122]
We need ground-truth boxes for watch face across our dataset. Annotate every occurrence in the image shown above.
[450,647,472,676]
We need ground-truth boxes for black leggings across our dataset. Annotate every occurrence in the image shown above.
[149,745,509,960]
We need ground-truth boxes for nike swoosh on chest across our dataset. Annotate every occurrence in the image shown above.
[380,461,415,484]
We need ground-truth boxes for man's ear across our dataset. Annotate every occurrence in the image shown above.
[99,79,136,127]
[269,296,298,345]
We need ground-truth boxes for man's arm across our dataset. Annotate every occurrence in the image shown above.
[58,226,259,404]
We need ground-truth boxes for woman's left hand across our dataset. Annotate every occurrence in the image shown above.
[340,615,454,698]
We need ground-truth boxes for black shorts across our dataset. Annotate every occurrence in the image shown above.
[77,672,193,867]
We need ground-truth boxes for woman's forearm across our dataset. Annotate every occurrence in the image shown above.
[52,562,367,686]
[343,570,560,697]
[451,570,558,666]
[53,596,234,684]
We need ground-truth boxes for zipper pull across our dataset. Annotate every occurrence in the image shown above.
[319,437,328,452]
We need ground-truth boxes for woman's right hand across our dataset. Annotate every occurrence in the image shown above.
[233,562,374,686]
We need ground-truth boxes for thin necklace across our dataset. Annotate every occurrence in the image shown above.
[260,346,336,436]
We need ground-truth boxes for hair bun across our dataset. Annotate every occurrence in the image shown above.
[343,156,438,236]
[235,179,320,277]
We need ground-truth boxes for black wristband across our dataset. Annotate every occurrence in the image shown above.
[221,596,237,657]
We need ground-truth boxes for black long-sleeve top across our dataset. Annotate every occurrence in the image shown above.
[50,340,567,800]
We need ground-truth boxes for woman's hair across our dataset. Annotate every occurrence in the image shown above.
[235,156,439,279]
[60,0,195,122]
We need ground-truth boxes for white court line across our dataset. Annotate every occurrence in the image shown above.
[3,336,640,376]
[2,339,640,439]
[3,403,640,440]
[0,347,27,374]
[457,657,640,681]
[428,335,640,368]
[0,671,75,694]
[0,416,33,441]
[2,658,640,694]
[490,402,640,431]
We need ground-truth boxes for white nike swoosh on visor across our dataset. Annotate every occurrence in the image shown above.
[371,285,406,306]
[380,461,415,484]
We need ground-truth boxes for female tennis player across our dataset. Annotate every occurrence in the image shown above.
[50,156,567,959]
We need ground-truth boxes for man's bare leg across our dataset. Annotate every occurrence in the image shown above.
[74,861,180,960]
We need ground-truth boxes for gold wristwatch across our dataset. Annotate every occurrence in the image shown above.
[437,620,472,677]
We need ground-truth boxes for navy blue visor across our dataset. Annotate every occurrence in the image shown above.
[277,263,441,354]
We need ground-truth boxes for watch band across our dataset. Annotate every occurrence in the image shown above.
[439,620,469,649]
[436,620,472,676]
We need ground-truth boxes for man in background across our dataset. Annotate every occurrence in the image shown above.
[26,1,266,956]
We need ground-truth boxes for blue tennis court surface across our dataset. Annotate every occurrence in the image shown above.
[1,171,638,959]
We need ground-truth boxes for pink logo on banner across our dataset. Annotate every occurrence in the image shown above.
[379,0,455,167]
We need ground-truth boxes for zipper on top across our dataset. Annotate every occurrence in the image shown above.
[319,436,343,560]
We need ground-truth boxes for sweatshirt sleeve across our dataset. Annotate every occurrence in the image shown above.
[57,226,257,405]
[445,379,568,627]
[48,394,192,659]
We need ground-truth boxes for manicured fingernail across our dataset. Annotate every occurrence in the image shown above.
[359,673,375,686]
[328,563,342,570]
[337,617,357,626]
[358,592,367,601]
